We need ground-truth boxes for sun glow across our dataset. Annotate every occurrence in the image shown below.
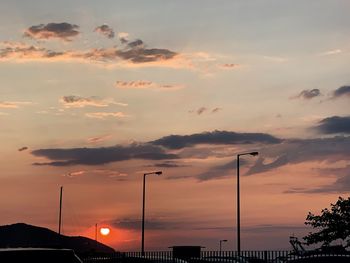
[100,227,110,236]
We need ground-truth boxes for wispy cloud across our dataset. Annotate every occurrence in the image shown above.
[318,49,342,56]
[247,136,350,175]
[196,107,207,115]
[262,55,288,63]
[196,159,246,181]
[60,95,127,108]
[289,164,350,194]
[286,173,350,194]
[0,42,71,61]
[30,128,350,188]
[111,217,181,230]
[291,89,321,100]
[147,161,189,168]
[87,134,112,144]
[0,41,179,67]
[189,107,222,115]
[218,63,240,69]
[94,24,115,39]
[64,169,127,178]
[211,107,222,113]
[110,217,298,233]
[115,80,183,90]
[0,101,32,108]
[65,170,85,177]
[32,143,178,166]
[85,112,127,119]
[23,22,80,41]
[116,81,153,89]
[18,146,28,152]
[1,26,230,72]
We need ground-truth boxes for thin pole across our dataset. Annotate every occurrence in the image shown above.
[141,174,146,256]
[220,240,222,252]
[237,155,240,255]
[140,171,161,256]
[95,223,98,242]
[58,186,63,235]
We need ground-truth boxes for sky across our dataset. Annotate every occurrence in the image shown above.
[0,0,350,252]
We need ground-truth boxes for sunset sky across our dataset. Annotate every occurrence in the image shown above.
[1,0,350,252]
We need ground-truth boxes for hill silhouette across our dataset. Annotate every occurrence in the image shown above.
[0,223,115,256]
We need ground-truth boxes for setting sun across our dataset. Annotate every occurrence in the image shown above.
[100,227,110,236]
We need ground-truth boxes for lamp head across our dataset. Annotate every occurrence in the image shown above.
[250,151,259,156]
[222,239,228,242]
[155,171,162,175]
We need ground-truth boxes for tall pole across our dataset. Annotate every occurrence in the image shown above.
[141,174,146,256]
[141,171,162,256]
[237,156,241,255]
[95,223,98,243]
[236,152,258,255]
[95,223,98,251]
[58,186,63,235]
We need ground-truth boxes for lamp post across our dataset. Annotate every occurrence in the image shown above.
[236,151,258,255]
[219,239,228,252]
[141,171,162,256]
[58,186,63,235]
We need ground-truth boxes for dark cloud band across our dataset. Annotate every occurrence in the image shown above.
[332,85,350,99]
[316,116,350,134]
[32,143,178,166]
[150,130,282,149]
[24,23,80,41]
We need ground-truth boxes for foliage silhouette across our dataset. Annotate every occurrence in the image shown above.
[303,196,350,248]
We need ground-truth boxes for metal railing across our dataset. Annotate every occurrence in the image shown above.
[82,250,350,263]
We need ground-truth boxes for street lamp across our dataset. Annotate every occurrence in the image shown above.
[141,171,162,256]
[219,239,228,252]
[236,151,258,255]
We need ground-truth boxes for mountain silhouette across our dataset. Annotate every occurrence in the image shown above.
[0,223,115,256]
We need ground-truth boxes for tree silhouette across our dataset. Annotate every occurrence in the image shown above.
[303,196,350,248]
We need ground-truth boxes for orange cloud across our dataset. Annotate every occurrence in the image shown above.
[115,80,184,90]
[87,134,112,144]
[0,41,226,72]
[0,41,182,68]
[0,101,32,108]
[60,96,127,108]
[85,112,127,119]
